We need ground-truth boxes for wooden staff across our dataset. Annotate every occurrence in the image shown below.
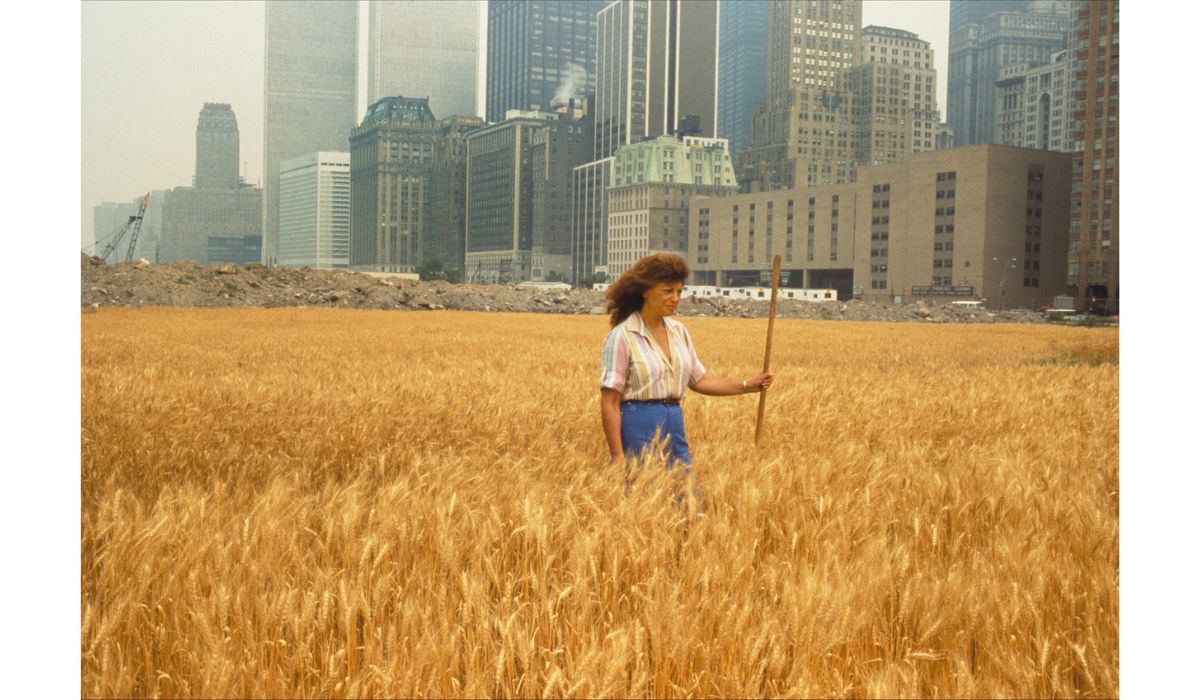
[755,255,782,447]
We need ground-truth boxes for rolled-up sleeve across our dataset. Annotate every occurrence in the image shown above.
[599,328,628,392]
[682,325,706,387]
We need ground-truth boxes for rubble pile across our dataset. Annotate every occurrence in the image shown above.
[81,254,1045,324]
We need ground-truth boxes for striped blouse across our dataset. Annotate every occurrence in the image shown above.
[599,311,706,401]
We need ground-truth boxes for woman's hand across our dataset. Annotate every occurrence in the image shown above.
[746,372,775,392]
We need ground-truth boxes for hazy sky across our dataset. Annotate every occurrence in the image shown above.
[80,0,951,248]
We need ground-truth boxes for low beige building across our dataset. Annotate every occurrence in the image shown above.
[606,135,738,279]
[689,144,1072,309]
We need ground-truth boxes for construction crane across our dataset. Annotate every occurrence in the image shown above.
[98,193,150,263]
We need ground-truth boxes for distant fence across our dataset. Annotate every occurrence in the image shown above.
[360,271,420,282]
[592,283,837,302]
[516,282,573,292]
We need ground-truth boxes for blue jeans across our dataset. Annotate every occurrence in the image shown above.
[619,401,693,468]
[620,401,701,507]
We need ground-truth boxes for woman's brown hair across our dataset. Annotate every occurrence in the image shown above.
[605,253,690,327]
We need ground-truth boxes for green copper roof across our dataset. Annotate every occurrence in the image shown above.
[362,96,438,126]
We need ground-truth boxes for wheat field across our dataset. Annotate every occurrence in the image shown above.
[81,308,1118,698]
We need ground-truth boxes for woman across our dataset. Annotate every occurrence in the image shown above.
[599,253,774,470]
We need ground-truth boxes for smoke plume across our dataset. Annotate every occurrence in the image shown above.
[551,63,587,108]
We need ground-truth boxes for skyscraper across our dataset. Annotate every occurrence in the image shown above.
[349,96,442,273]
[528,103,593,281]
[740,0,862,191]
[1067,0,1118,313]
[466,106,592,283]
[571,157,613,283]
[851,26,941,163]
[740,4,948,193]
[593,0,719,159]
[427,115,486,274]
[946,0,1026,149]
[367,0,479,118]
[278,152,351,269]
[571,0,719,282]
[765,0,860,103]
[993,48,1074,152]
[946,0,1073,146]
[262,1,358,266]
[718,0,768,167]
[161,105,261,265]
[486,0,607,123]
[194,103,240,189]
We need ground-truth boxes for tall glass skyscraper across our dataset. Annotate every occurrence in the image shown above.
[486,0,607,123]
[718,0,768,166]
[262,1,358,266]
[367,0,480,119]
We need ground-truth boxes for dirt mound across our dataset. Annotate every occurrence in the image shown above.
[81,253,1044,324]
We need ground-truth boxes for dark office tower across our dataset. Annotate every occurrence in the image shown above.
[466,104,592,283]
[194,103,240,189]
[947,0,1072,146]
[529,102,593,281]
[263,1,358,266]
[427,115,486,273]
[1067,0,1118,314]
[486,0,607,123]
[349,97,442,272]
[718,0,768,168]
[368,1,479,118]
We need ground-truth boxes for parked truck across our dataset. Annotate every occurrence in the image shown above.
[1044,295,1078,321]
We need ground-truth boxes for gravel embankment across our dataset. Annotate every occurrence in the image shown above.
[81,254,1045,324]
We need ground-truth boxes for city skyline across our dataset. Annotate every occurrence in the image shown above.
[80,0,951,249]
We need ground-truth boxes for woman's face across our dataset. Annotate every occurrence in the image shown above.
[642,281,684,317]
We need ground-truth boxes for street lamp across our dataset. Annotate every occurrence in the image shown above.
[992,256,1018,310]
